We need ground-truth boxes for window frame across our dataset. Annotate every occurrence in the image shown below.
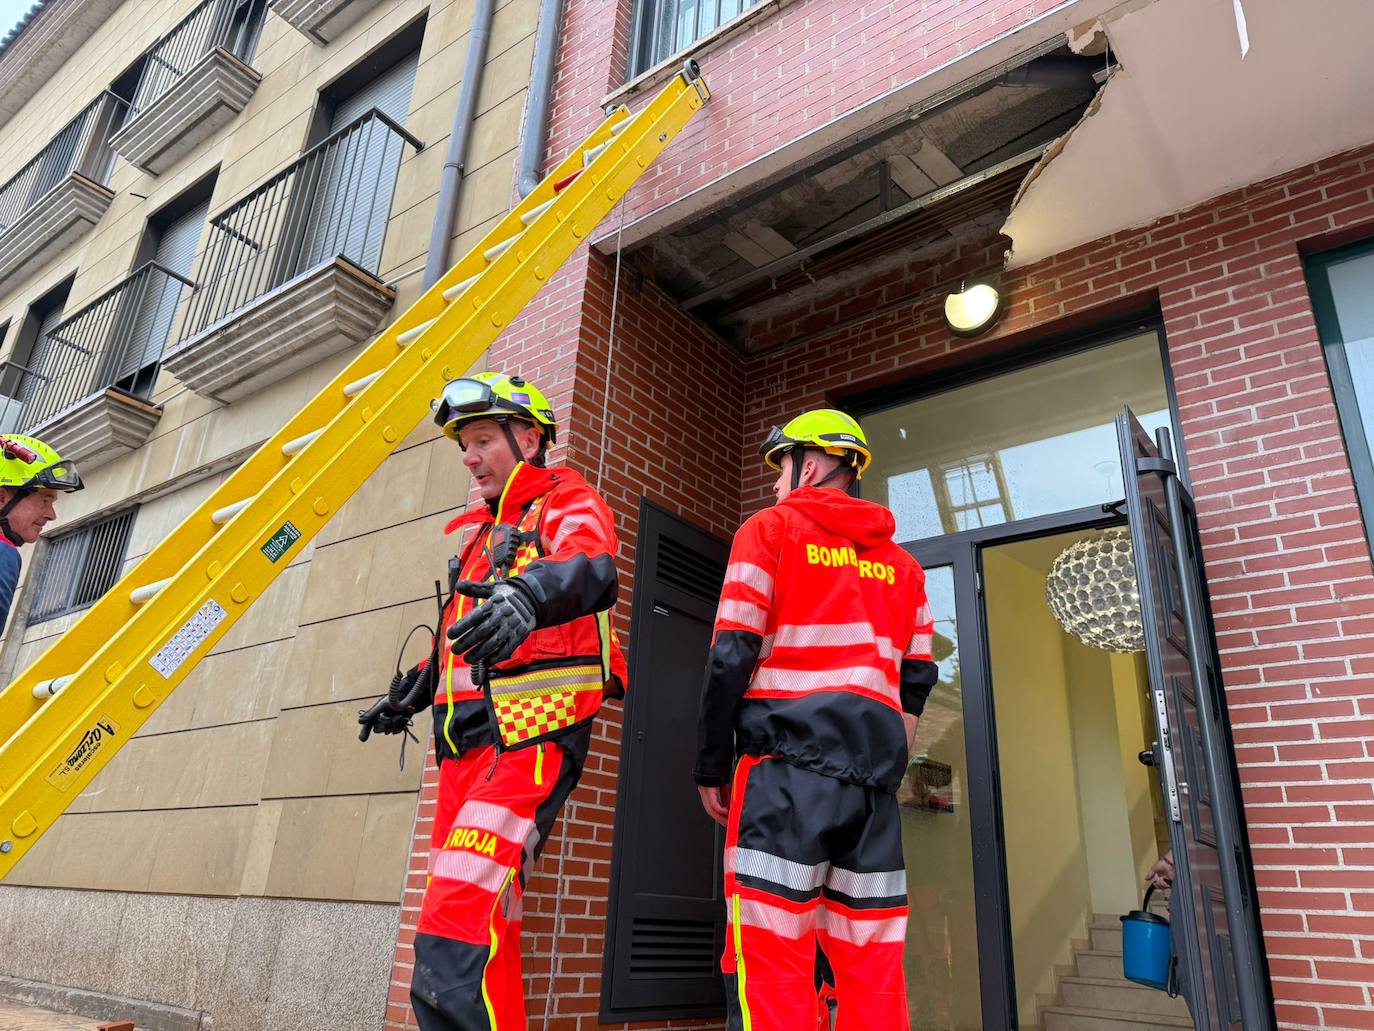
[627,0,762,79]
[1305,237,1374,546]
[840,311,1189,547]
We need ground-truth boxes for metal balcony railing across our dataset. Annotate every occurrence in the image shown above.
[22,263,195,429]
[0,92,127,234]
[182,108,422,338]
[0,360,40,435]
[129,0,269,116]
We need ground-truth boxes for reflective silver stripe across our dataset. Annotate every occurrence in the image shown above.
[875,635,903,665]
[817,903,907,945]
[453,800,534,844]
[718,598,767,632]
[488,667,602,695]
[773,621,874,650]
[825,865,907,900]
[430,848,511,893]
[905,632,934,658]
[915,603,933,625]
[728,896,815,939]
[727,846,826,893]
[725,561,774,597]
[749,664,899,705]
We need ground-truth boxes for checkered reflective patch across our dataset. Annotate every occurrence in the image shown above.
[494,691,577,746]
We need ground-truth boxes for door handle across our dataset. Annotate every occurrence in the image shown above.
[1138,747,1157,768]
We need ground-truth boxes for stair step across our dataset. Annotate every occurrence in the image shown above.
[1060,976,1193,1018]
[1075,948,1126,980]
[1090,924,1124,951]
[1042,1003,1194,1031]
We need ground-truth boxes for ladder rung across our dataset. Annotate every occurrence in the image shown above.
[443,273,481,302]
[130,578,172,605]
[32,675,74,700]
[552,170,581,193]
[211,497,253,525]
[282,429,323,457]
[484,237,517,262]
[583,140,611,165]
[343,371,382,398]
[397,318,437,346]
[520,198,556,225]
[609,118,629,135]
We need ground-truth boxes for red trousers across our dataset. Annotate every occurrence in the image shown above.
[411,739,579,1030]
[723,755,910,1031]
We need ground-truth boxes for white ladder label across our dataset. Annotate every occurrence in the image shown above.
[150,600,228,679]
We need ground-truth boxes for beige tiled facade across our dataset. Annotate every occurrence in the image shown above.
[0,0,533,1025]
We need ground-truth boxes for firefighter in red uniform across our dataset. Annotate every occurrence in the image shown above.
[359,372,626,1030]
[695,409,937,1031]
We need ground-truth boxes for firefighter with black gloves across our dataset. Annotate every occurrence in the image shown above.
[695,409,937,1031]
[358,372,627,1030]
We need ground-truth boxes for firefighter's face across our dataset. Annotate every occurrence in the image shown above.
[457,418,542,500]
[1,487,58,544]
[773,453,807,503]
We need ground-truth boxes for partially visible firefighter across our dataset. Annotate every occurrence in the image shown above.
[0,435,84,632]
[695,409,936,1030]
[359,372,626,1030]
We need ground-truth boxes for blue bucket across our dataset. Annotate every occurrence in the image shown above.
[1120,884,1172,991]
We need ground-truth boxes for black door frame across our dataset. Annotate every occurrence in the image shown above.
[904,502,1123,1028]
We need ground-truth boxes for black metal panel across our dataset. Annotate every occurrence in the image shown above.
[601,499,728,1021]
[1117,407,1275,1031]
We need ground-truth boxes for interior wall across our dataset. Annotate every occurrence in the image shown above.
[983,545,1092,1029]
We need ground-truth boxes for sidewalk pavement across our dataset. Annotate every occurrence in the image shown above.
[0,1002,105,1031]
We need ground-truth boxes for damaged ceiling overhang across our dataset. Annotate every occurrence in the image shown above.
[622,47,1107,353]
[1002,0,1374,267]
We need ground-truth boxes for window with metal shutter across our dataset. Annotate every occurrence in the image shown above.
[601,501,729,1021]
[23,303,67,408]
[28,508,137,623]
[298,51,419,274]
[115,199,210,389]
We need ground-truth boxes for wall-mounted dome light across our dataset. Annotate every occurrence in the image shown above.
[943,276,1004,337]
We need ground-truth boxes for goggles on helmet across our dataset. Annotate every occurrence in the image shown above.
[29,460,83,493]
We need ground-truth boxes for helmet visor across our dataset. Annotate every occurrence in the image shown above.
[438,378,497,417]
[29,460,83,493]
[759,425,790,459]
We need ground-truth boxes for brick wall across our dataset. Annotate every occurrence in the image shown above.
[539,0,1074,234]
[737,142,1374,1029]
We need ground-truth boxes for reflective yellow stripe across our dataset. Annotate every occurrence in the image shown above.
[442,650,458,754]
[493,463,524,525]
[534,744,545,786]
[596,610,612,681]
[732,893,753,1031]
[488,662,603,687]
[481,867,517,1028]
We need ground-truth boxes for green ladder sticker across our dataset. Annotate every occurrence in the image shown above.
[261,521,301,564]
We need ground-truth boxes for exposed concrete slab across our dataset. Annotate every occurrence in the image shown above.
[30,390,162,472]
[0,177,113,292]
[271,0,388,45]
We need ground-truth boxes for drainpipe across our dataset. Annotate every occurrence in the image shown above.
[516,0,566,198]
[423,0,497,289]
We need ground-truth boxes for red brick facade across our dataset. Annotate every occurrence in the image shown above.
[383,2,1374,1028]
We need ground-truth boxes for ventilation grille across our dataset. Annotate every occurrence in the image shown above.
[629,917,717,979]
[657,534,726,603]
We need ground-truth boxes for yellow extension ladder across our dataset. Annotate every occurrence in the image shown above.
[0,64,709,880]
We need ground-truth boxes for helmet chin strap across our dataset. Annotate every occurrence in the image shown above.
[0,487,31,545]
[791,448,856,494]
[498,417,545,469]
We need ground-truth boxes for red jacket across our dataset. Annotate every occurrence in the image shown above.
[431,462,627,754]
[695,486,935,791]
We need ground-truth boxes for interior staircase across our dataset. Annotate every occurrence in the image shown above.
[1038,911,1195,1031]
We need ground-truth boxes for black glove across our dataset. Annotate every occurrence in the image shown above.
[448,580,538,667]
[358,666,430,741]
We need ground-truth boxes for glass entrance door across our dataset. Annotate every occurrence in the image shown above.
[900,563,983,1030]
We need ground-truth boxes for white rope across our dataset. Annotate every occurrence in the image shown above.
[541,193,628,1031]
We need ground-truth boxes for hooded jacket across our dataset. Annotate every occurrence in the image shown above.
[0,531,19,634]
[695,486,937,791]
